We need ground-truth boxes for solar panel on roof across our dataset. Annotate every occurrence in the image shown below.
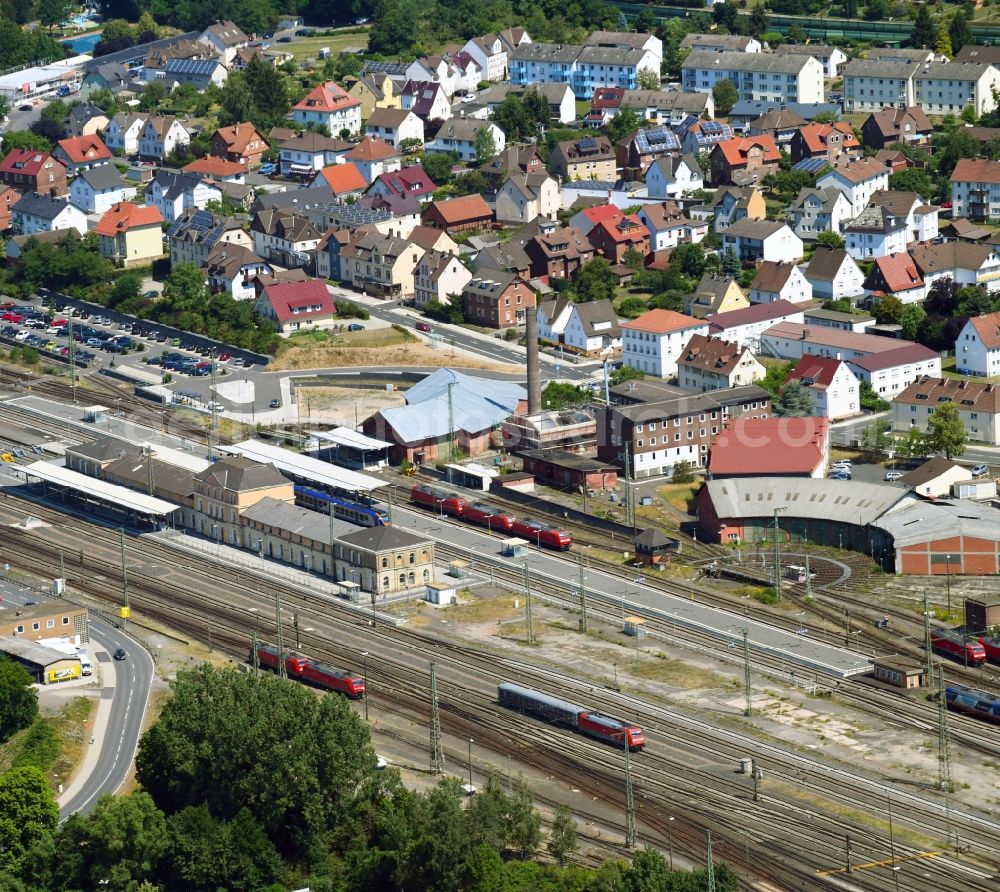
[793,157,828,173]
[701,122,723,134]
[578,138,598,148]
[165,58,218,76]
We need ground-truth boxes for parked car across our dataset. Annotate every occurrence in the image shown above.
[0,325,16,336]
[972,463,990,477]
[269,398,281,408]
[347,323,365,331]
[143,290,158,298]
[258,163,275,176]
[884,471,903,482]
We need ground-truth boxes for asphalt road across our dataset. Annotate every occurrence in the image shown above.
[0,580,154,817]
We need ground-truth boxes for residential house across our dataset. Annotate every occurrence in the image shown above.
[892,377,1000,446]
[569,203,625,237]
[462,268,536,328]
[0,186,20,231]
[167,206,253,267]
[69,163,127,214]
[860,106,933,150]
[279,133,352,177]
[676,333,765,393]
[407,225,461,257]
[463,33,508,82]
[342,138,402,183]
[0,149,67,197]
[413,249,473,307]
[596,384,773,477]
[875,148,912,174]
[163,58,228,90]
[509,38,660,97]
[425,119,505,163]
[706,300,806,351]
[616,127,681,179]
[255,278,337,334]
[862,252,926,305]
[400,80,452,123]
[198,20,248,64]
[844,203,909,260]
[482,83,576,123]
[899,457,974,499]
[210,122,269,168]
[786,356,861,419]
[911,242,1000,293]
[11,193,86,236]
[747,107,807,147]
[683,273,749,319]
[749,260,812,304]
[588,214,650,264]
[645,154,703,200]
[722,220,803,264]
[816,159,890,217]
[914,62,1000,117]
[523,225,594,280]
[638,201,707,251]
[954,44,1000,67]
[405,51,481,99]
[346,73,401,118]
[363,108,424,149]
[144,171,221,223]
[315,229,354,281]
[872,190,939,243]
[679,117,734,157]
[81,62,131,99]
[250,209,322,267]
[367,165,437,203]
[709,186,765,232]
[681,51,824,105]
[473,240,532,280]
[54,135,112,174]
[586,86,711,127]
[787,186,853,240]
[950,158,1000,222]
[292,82,362,136]
[955,310,1000,376]
[312,163,368,202]
[205,242,273,301]
[842,59,921,114]
[343,231,425,298]
[138,116,190,161]
[65,103,109,138]
[802,307,874,332]
[182,157,247,183]
[94,201,164,267]
[549,136,615,181]
[536,296,621,355]
[495,172,559,225]
[772,43,847,79]
[421,194,493,234]
[707,416,829,479]
[103,112,147,155]
[621,308,708,378]
[805,247,865,301]
[142,38,216,84]
[679,33,762,54]
[709,135,781,187]
[789,122,860,166]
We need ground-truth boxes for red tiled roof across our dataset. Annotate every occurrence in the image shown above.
[622,308,704,335]
[293,81,360,114]
[872,252,923,293]
[716,135,780,168]
[579,204,623,226]
[589,86,625,110]
[94,201,163,236]
[823,157,887,184]
[316,162,368,194]
[261,279,335,323]
[591,215,647,245]
[950,157,1000,185]
[786,355,846,390]
[346,136,400,162]
[0,148,60,176]
[708,416,828,476]
[706,299,802,332]
[375,165,436,196]
[56,135,112,164]
[797,122,859,155]
[212,122,267,154]
[183,157,245,177]
[968,311,1000,350]
[423,193,492,224]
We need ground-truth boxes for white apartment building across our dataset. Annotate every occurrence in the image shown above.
[681,51,824,105]
[912,242,1000,293]
[844,205,909,260]
[786,356,861,420]
[292,82,362,137]
[707,300,805,352]
[914,62,1000,117]
[842,59,918,113]
[621,308,708,378]
[816,159,890,217]
[956,311,1000,377]
[951,158,1000,222]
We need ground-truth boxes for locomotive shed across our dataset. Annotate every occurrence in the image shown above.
[386,503,873,679]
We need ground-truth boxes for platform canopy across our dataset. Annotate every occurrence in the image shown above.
[222,440,387,493]
[23,461,179,516]
[312,427,392,451]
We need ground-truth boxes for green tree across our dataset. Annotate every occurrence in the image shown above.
[622,247,645,271]
[815,231,844,250]
[910,4,935,48]
[900,303,926,340]
[670,242,707,278]
[949,11,972,53]
[624,847,672,892]
[607,106,642,145]
[859,381,890,412]
[865,0,891,20]
[573,257,617,302]
[872,293,904,325]
[748,1,769,37]
[474,125,497,164]
[242,57,290,131]
[507,776,542,859]
[136,664,376,858]
[672,460,696,484]
[219,75,255,129]
[87,87,118,116]
[713,0,739,30]
[936,19,952,57]
[610,364,645,387]
[712,78,739,116]
[773,380,815,417]
[422,152,458,186]
[108,272,144,312]
[926,401,967,458]
[83,792,168,890]
[397,777,472,891]
[889,166,934,196]
[162,262,208,311]
[465,776,512,851]
[900,425,927,461]
[547,804,577,866]
[721,246,742,277]
[138,81,167,113]
[36,0,69,30]
[636,67,660,91]
[0,657,37,744]
[862,419,892,458]
[0,767,58,874]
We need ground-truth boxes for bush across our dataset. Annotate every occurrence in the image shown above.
[335,299,369,320]
[672,460,695,484]
[12,720,59,772]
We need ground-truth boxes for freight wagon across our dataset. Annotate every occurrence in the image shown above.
[945,684,1000,725]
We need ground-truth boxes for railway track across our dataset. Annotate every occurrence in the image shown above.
[0,493,997,888]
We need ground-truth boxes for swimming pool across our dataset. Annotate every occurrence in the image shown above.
[62,30,102,54]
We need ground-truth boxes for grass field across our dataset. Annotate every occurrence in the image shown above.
[287,29,370,62]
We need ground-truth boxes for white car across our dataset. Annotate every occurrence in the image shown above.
[884,471,903,482]
[14,330,30,341]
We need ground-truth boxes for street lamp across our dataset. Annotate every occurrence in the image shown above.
[667,816,675,870]
[361,651,368,721]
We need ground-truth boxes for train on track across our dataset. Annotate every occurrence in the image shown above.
[411,485,572,550]
[945,684,1000,724]
[931,629,987,666]
[497,682,645,750]
[976,634,1000,664]
[294,484,389,527]
[252,644,366,699]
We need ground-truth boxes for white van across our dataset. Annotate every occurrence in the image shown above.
[79,655,92,676]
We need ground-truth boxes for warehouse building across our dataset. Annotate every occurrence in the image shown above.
[0,637,82,684]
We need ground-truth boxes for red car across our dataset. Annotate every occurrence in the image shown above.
[0,301,14,310]
[2,312,22,322]
[415,321,432,332]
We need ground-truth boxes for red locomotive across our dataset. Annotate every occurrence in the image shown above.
[976,635,1000,664]
[410,484,468,516]
[253,644,308,677]
[301,660,365,699]
[577,712,646,750]
[463,502,515,531]
[931,629,987,666]
[511,516,572,551]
